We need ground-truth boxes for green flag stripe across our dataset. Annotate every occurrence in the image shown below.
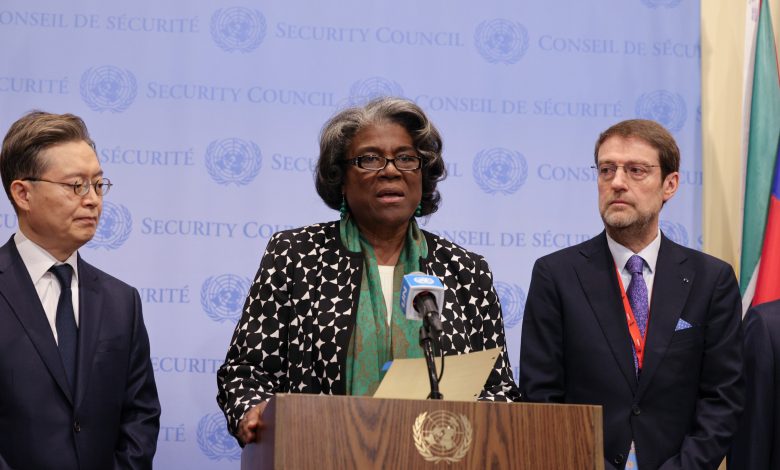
[740,0,780,295]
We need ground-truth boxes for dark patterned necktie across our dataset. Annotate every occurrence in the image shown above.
[50,264,78,392]
[626,255,649,338]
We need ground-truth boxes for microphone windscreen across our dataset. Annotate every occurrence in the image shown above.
[400,272,445,321]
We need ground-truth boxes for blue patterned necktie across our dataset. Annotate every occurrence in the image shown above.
[626,255,649,338]
[50,264,78,393]
[626,255,648,466]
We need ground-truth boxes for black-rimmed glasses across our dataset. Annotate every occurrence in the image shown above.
[346,154,423,171]
[23,177,113,196]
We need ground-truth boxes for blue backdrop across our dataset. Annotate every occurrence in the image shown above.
[0,1,701,467]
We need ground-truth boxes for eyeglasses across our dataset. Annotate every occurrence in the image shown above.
[346,154,423,171]
[591,163,659,181]
[23,177,113,196]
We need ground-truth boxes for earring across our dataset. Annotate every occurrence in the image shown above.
[415,203,422,217]
[340,196,348,217]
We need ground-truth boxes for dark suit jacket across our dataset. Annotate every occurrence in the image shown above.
[0,238,160,470]
[520,232,744,470]
[729,299,780,469]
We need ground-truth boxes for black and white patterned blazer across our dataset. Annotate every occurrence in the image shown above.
[217,221,520,435]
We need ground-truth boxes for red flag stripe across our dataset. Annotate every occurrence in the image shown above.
[754,194,780,304]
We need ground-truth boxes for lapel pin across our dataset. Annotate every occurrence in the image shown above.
[682,278,689,284]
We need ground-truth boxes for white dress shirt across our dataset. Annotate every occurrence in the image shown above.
[13,230,80,344]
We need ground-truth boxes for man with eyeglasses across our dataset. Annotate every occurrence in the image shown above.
[519,119,743,469]
[0,111,160,469]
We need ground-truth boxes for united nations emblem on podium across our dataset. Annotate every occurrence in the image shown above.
[412,410,473,463]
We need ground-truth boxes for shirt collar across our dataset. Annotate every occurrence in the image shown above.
[605,229,661,274]
[14,230,79,283]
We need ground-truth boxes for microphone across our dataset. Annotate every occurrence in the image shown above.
[400,272,446,400]
[400,272,445,335]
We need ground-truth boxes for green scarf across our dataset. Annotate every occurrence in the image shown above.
[340,214,428,396]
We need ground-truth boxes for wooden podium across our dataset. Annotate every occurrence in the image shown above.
[241,394,603,469]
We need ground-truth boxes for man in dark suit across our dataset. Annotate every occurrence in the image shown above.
[519,119,744,469]
[729,299,780,469]
[0,111,160,469]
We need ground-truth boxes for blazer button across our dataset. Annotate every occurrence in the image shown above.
[73,420,81,433]
[613,454,624,465]
[632,405,641,416]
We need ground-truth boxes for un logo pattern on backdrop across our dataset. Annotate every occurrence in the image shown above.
[474,19,529,64]
[635,90,687,132]
[201,274,251,323]
[660,220,689,247]
[472,148,528,195]
[80,66,137,113]
[205,138,262,185]
[210,7,267,52]
[494,282,526,329]
[197,413,241,461]
[348,77,404,105]
[86,201,132,250]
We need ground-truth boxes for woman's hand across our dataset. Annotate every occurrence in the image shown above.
[237,402,268,445]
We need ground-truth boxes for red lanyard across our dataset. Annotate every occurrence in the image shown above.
[615,265,648,370]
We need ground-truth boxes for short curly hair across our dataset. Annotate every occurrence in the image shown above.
[315,97,446,216]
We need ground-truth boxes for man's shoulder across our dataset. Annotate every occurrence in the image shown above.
[751,299,780,316]
[0,236,15,264]
[660,236,733,271]
[748,299,780,334]
[78,257,136,293]
[535,233,604,266]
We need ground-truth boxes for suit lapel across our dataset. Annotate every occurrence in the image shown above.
[75,256,104,407]
[635,235,694,400]
[0,239,74,403]
[573,232,638,393]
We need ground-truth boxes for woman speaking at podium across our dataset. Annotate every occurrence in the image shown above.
[217,97,519,445]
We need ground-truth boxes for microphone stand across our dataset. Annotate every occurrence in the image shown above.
[419,311,443,400]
